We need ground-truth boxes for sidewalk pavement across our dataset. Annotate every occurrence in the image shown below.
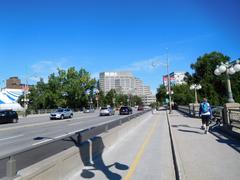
[169,110,240,180]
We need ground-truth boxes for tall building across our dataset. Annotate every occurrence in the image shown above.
[99,72,135,95]
[99,71,156,105]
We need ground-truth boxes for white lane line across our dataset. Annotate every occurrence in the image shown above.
[67,130,83,135]
[0,134,24,141]
[54,134,68,139]
[54,130,82,139]
[32,139,52,146]
[0,115,98,132]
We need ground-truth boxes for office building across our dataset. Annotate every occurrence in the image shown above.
[99,71,156,105]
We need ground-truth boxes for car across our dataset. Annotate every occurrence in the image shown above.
[84,107,95,113]
[0,109,18,123]
[119,106,133,115]
[99,107,115,116]
[137,105,144,111]
[50,108,73,120]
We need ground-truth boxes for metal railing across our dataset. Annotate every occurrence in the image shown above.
[0,110,150,179]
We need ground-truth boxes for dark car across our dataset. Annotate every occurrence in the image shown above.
[50,108,73,120]
[0,109,18,123]
[137,105,144,111]
[119,106,133,115]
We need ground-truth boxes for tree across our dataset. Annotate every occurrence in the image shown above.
[156,84,167,105]
[190,51,233,105]
[27,67,96,110]
[105,89,117,107]
[172,84,194,105]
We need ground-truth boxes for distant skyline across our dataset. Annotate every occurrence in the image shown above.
[1,0,240,93]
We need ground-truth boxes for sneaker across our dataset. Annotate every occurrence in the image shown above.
[201,126,205,130]
[205,130,208,134]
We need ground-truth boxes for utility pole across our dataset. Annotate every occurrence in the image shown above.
[166,49,172,114]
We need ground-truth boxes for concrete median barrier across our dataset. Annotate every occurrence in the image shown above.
[14,112,151,180]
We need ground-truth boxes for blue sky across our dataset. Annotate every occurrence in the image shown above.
[0,0,240,93]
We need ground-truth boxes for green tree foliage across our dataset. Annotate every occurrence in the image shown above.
[105,89,117,107]
[189,51,230,105]
[172,84,194,105]
[28,67,96,110]
[156,84,167,104]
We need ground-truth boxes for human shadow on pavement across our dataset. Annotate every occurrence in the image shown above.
[172,124,200,130]
[178,129,202,134]
[70,136,129,180]
[210,127,240,153]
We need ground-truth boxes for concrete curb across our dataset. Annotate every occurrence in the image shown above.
[166,112,185,180]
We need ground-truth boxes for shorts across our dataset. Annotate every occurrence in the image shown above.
[201,115,211,126]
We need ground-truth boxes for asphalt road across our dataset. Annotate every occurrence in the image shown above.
[0,110,136,157]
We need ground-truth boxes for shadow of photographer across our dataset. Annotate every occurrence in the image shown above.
[70,135,129,179]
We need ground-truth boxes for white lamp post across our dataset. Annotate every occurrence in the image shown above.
[190,84,202,104]
[214,60,240,103]
[94,89,99,109]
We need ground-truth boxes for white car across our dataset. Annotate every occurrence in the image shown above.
[99,107,115,116]
[50,108,73,120]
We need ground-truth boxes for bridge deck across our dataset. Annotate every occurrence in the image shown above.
[71,110,240,180]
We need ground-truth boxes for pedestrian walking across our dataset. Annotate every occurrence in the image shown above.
[199,97,212,134]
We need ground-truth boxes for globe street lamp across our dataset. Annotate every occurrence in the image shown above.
[214,60,240,103]
[190,84,202,104]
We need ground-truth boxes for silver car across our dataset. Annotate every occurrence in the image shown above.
[84,107,95,113]
[50,108,73,120]
[99,107,115,116]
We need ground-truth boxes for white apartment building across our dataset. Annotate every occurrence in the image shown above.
[99,71,135,95]
[99,71,156,105]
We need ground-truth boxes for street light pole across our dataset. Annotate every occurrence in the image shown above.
[190,84,202,104]
[166,49,172,114]
[226,72,234,103]
[151,49,173,113]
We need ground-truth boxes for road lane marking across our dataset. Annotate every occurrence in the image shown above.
[0,115,98,132]
[54,129,84,139]
[32,139,52,146]
[54,134,68,139]
[124,116,158,180]
[0,134,24,141]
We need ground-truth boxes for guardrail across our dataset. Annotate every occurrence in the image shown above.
[177,104,202,117]
[0,110,150,179]
[176,105,240,130]
[229,108,240,129]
